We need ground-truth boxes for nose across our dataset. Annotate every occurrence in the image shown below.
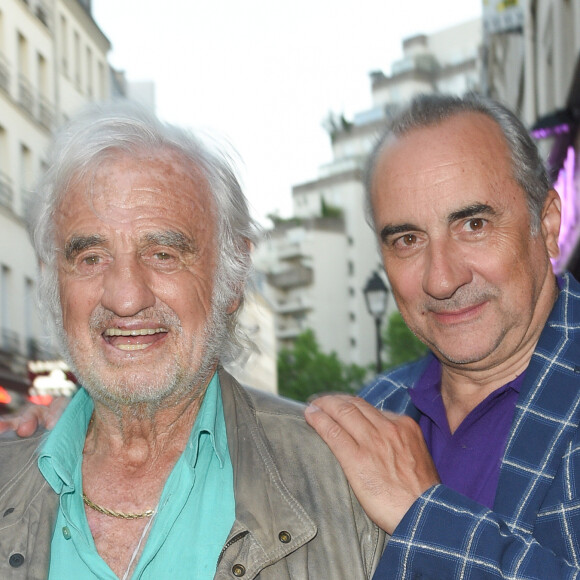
[422,238,472,300]
[101,255,156,317]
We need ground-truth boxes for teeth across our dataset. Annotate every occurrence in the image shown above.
[104,328,168,336]
[116,344,151,351]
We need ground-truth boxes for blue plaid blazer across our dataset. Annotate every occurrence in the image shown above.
[362,272,580,579]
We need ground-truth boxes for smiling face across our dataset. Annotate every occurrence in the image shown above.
[371,112,561,373]
[55,150,225,407]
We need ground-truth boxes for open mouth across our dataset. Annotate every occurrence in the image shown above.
[103,327,169,351]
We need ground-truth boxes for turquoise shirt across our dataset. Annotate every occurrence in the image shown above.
[38,373,235,579]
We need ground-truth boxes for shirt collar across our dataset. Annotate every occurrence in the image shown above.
[184,372,228,469]
[409,355,524,422]
[38,387,93,494]
[38,371,227,494]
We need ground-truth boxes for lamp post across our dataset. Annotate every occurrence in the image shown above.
[363,271,390,373]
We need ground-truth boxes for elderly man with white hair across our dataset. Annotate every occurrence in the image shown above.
[0,103,384,579]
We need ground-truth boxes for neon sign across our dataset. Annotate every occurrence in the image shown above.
[552,146,578,273]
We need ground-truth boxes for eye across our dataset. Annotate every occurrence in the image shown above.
[395,233,417,247]
[81,255,101,266]
[142,248,184,271]
[72,252,110,275]
[465,218,486,231]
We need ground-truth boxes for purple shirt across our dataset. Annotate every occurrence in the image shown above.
[409,357,524,509]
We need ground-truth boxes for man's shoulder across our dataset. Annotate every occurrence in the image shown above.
[235,384,344,459]
[360,356,431,412]
[0,430,46,483]
[239,385,308,425]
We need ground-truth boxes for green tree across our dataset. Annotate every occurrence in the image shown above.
[278,329,368,402]
[320,198,343,219]
[382,311,428,369]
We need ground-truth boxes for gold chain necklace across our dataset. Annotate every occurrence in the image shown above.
[82,492,155,519]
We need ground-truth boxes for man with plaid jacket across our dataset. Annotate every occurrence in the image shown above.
[306,93,580,578]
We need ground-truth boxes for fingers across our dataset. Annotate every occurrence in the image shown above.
[304,397,362,459]
[0,396,69,438]
[305,394,405,448]
[0,416,19,434]
[305,394,439,534]
[0,409,40,437]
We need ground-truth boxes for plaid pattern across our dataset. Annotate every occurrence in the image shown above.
[362,272,580,579]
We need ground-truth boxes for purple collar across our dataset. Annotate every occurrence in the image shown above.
[409,357,524,508]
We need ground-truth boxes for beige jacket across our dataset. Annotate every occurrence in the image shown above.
[0,369,386,579]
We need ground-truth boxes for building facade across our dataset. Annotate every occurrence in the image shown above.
[255,18,483,368]
[0,0,110,400]
[483,0,580,275]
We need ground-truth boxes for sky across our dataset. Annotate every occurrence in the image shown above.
[91,0,482,224]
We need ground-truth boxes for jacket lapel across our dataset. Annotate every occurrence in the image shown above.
[494,274,580,534]
[216,370,316,578]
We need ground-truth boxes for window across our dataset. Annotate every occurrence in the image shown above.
[0,265,9,330]
[98,61,105,99]
[17,33,33,114]
[0,127,12,210]
[24,278,34,340]
[19,143,32,214]
[74,31,81,88]
[0,10,5,52]
[60,15,68,75]
[17,31,29,77]
[37,52,47,96]
[86,45,92,97]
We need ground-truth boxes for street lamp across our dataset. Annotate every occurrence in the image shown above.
[363,271,390,373]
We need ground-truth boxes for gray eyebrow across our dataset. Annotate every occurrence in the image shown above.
[380,223,417,242]
[143,231,197,254]
[448,203,496,223]
[64,235,107,262]
[380,203,497,243]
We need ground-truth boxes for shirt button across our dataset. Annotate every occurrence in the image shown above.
[62,526,72,540]
[9,553,24,568]
[232,563,246,576]
[278,530,291,543]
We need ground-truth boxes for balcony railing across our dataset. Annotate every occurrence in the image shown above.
[18,75,34,115]
[0,172,14,211]
[0,53,10,95]
[38,94,54,130]
[276,297,311,314]
[276,319,308,339]
[267,265,313,289]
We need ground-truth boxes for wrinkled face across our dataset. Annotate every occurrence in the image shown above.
[55,151,225,407]
[371,113,561,371]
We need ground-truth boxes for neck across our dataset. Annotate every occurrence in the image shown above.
[440,274,558,432]
[84,387,206,467]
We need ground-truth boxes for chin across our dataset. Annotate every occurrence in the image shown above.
[75,353,217,412]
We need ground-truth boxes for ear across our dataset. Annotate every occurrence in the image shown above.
[225,237,252,314]
[540,189,561,259]
[226,295,243,315]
